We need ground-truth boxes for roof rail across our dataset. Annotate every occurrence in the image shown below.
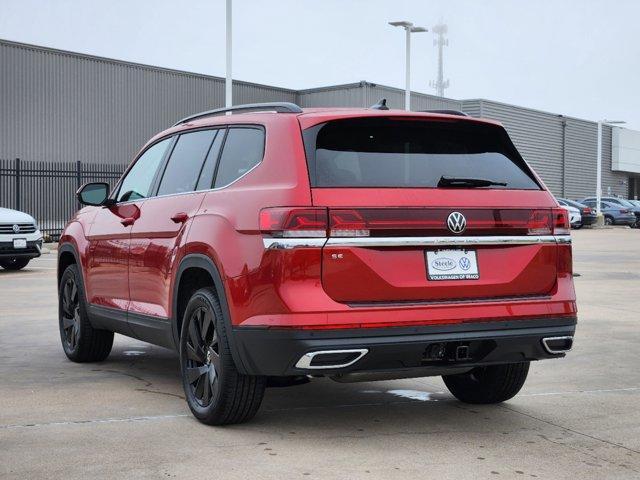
[419,109,469,117]
[173,102,303,126]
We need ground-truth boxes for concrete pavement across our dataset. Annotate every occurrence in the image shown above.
[1,228,639,479]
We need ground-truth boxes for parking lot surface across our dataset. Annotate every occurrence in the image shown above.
[1,228,639,479]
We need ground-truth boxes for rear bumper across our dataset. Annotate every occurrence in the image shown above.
[580,214,597,225]
[231,317,577,376]
[614,215,636,225]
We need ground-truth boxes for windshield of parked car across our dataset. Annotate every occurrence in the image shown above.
[303,118,541,189]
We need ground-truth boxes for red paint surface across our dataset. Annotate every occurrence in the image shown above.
[61,109,576,332]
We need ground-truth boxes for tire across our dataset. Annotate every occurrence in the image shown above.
[442,362,530,404]
[604,216,614,226]
[179,287,266,425]
[58,264,113,362]
[0,258,30,270]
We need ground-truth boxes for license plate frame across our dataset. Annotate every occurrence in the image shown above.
[426,249,479,281]
[13,238,27,249]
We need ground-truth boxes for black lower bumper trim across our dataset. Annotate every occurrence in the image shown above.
[232,317,577,377]
[0,240,42,259]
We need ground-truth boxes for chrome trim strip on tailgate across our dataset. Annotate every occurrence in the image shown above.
[326,235,570,248]
[263,238,327,249]
[263,235,570,249]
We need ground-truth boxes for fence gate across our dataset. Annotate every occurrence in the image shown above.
[0,158,126,239]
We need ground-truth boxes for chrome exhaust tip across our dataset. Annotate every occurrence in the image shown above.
[542,336,574,354]
[295,349,368,370]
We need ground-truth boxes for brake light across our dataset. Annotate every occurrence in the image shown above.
[552,208,570,235]
[583,207,592,214]
[259,207,328,237]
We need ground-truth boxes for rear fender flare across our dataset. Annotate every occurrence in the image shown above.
[172,254,247,374]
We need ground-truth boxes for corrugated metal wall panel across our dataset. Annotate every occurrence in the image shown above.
[461,99,482,117]
[0,40,296,165]
[297,84,367,108]
[600,125,628,199]
[1,39,634,200]
[297,82,463,111]
[564,118,598,200]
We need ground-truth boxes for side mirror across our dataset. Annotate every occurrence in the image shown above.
[77,182,111,206]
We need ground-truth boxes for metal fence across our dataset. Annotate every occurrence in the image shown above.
[0,158,126,239]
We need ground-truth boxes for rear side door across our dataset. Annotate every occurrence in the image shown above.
[127,128,224,346]
[85,137,172,318]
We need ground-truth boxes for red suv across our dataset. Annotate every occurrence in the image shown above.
[58,102,577,425]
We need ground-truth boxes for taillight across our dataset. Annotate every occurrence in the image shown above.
[329,209,370,237]
[260,207,571,237]
[526,210,553,235]
[620,209,629,214]
[259,207,328,237]
[583,207,592,214]
[552,208,571,235]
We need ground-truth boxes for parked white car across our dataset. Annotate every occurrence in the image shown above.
[560,204,582,229]
[0,207,43,270]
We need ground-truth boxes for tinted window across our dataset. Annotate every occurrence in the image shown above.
[214,128,264,188]
[157,130,217,196]
[117,138,171,202]
[195,130,224,191]
[304,118,540,189]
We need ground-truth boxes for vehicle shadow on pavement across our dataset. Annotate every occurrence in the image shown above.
[99,345,512,430]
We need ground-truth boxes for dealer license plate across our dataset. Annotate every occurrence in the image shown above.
[426,249,479,281]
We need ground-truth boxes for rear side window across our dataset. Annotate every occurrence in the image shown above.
[303,118,540,190]
[214,127,264,188]
[157,129,217,196]
[195,130,225,191]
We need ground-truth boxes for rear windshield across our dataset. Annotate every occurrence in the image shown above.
[303,118,540,189]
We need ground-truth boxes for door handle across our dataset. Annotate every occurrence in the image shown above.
[120,217,136,227]
[171,212,189,224]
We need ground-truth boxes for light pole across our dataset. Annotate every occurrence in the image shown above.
[596,119,625,224]
[389,21,427,111]
[225,0,232,108]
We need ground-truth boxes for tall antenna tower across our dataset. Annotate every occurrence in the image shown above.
[430,23,449,97]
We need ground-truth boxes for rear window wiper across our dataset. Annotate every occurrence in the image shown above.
[437,176,508,188]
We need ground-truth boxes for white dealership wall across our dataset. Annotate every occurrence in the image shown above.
[613,128,640,175]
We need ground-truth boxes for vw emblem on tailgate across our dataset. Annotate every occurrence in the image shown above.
[12,224,20,233]
[446,212,466,234]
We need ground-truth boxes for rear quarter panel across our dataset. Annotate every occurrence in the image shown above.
[180,116,313,323]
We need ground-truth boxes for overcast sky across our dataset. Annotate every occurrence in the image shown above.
[1,0,639,129]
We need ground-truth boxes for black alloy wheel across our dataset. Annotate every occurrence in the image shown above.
[60,276,80,351]
[58,264,113,362]
[184,306,221,407]
[179,287,266,425]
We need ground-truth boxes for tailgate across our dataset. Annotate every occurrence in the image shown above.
[317,200,559,304]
